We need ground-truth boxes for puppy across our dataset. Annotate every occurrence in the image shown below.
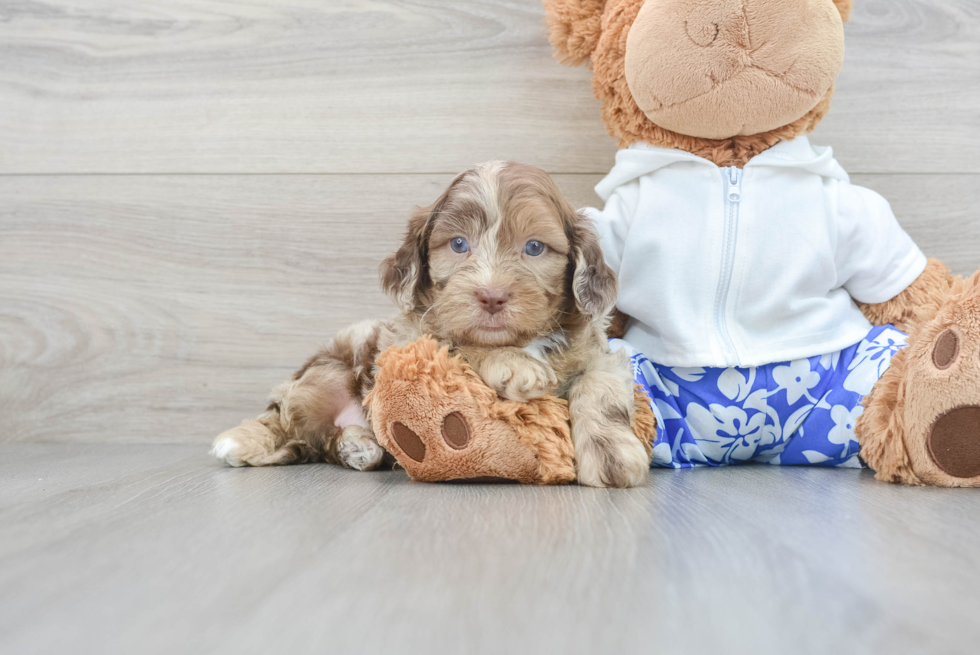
[212,161,650,487]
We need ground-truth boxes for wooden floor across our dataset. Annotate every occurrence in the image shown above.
[0,444,978,655]
[1,1,978,653]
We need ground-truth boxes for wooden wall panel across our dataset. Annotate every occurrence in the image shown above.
[0,0,977,175]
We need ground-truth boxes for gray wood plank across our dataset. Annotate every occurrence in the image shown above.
[0,0,977,175]
[1,173,977,445]
[0,444,978,655]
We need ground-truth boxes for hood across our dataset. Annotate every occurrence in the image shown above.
[595,136,850,201]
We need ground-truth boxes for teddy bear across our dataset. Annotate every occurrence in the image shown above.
[540,0,980,485]
[361,0,978,487]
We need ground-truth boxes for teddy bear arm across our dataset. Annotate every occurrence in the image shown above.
[606,308,629,339]
[859,258,955,332]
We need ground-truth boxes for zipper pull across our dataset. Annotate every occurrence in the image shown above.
[727,167,742,203]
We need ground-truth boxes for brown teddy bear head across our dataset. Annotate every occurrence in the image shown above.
[545,0,853,166]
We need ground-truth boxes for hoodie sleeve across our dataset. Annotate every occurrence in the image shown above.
[834,181,927,304]
[581,180,640,276]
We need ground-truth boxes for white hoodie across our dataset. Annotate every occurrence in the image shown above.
[586,136,926,368]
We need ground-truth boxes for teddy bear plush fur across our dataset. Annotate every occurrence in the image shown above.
[366,337,656,484]
[859,271,980,485]
[544,0,980,486]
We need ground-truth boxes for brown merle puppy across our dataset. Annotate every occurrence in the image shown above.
[212,162,649,488]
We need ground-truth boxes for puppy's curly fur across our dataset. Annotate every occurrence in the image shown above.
[212,162,650,488]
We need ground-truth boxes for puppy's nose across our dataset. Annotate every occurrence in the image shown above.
[475,287,511,315]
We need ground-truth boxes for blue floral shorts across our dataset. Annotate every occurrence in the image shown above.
[611,325,908,469]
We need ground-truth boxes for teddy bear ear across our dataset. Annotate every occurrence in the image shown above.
[832,0,853,23]
[543,0,607,66]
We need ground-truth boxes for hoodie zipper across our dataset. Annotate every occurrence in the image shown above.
[714,167,742,366]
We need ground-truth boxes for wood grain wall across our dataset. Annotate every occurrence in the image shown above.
[1,0,978,444]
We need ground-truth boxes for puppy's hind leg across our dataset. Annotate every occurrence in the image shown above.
[212,320,388,471]
[212,369,385,470]
[211,409,320,467]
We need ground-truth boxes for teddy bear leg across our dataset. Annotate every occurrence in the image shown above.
[858,272,980,486]
[374,386,575,485]
[366,338,576,484]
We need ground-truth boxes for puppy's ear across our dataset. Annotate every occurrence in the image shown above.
[544,0,607,66]
[380,173,464,312]
[569,211,617,320]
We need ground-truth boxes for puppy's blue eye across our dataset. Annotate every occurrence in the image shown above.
[450,237,469,253]
[524,240,545,256]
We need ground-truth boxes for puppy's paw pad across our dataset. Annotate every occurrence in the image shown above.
[337,429,386,471]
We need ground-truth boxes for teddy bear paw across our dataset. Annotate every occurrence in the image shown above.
[920,317,980,482]
[389,411,472,465]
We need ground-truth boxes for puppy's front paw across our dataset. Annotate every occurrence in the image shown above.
[481,353,558,402]
[336,426,385,471]
[576,428,650,488]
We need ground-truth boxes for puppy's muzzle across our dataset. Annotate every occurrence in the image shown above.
[475,287,511,315]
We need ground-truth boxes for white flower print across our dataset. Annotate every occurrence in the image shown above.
[781,403,816,441]
[827,405,863,446]
[818,350,840,371]
[844,328,907,395]
[671,367,706,382]
[772,359,821,404]
[686,403,771,463]
[655,398,682,420]
[651,442,673,466]
[802,450,832,464]
[758,439,790,463]
[638,359,679,397]
[717,368,756,402]
[681,442,708,464]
